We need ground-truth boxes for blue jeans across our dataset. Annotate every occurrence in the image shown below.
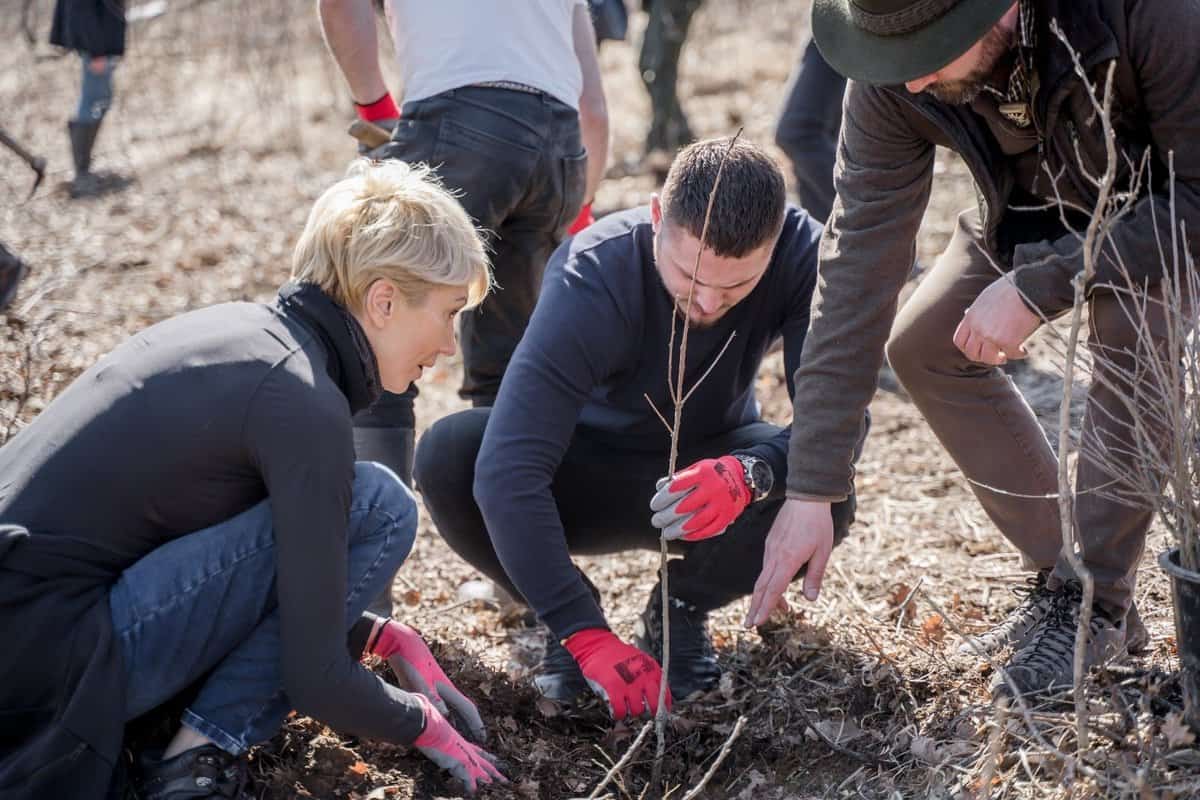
[108,462,417,754]
[78,53,117,122]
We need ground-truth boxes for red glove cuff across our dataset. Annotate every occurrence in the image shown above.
[567,202,595,235]
[562,627,611,658]
[355,93,400,123]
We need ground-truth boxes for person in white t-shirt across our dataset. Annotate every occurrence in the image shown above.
[319,0,608,617]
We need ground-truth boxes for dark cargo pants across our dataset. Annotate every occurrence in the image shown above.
[885,210,1170,617]
[358,86,587,433]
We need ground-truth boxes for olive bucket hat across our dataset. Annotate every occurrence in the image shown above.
[812,0,1014,85]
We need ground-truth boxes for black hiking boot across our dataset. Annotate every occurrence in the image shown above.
[532,629,590,705]
[957,570,1058,656]
[634,587,721,702]
[959,570,1149,659]
[135,745,248,799]
[991,582,1128,699]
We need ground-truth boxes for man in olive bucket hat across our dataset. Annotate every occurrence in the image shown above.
[767,0,1200,697]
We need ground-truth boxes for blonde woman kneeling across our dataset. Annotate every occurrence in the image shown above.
[0,161,504,799]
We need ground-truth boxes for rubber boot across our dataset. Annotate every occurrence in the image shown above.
[68,119,100,177]
[67,118,128,198]
[353,426,415,618]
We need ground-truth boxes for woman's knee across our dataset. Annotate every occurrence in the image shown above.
[352,462,417,532]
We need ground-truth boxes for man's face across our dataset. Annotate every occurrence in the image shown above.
[904,7,1017,104]
[651,195,774,328]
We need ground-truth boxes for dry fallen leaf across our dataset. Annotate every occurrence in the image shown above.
[535,697,562,718]
[910,735,944,765]
[888,583,914,607]
[920,613,946,644]
[718,671,736,701]
[810,717,865,744]
[515,780,541,799]
[1163,712,1197,748]
[348,760,369,777]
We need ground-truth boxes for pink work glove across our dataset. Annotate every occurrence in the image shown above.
[567,202,595,234]
[368,620,486,742]
[563,628,672,720]
[411,693,507,794]
[649,455,750,541]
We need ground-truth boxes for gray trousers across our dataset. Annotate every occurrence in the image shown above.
[886,211,1167,616]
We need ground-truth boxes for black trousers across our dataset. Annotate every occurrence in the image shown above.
[415,408,856,615]
[357,86,588,431]
[774,38,846,225]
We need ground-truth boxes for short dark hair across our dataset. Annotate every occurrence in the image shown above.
[659,137,787,258]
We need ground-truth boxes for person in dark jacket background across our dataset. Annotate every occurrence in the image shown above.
[50,0,130,197]
[0,160,504,798]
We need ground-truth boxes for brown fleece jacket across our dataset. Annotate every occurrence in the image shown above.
[788,0,1200,501]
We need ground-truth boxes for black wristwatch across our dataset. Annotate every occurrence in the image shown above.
[733,454,774,503]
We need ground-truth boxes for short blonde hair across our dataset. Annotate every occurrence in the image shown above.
[292,159,492,310]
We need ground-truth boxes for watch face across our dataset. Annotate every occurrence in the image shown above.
[750,461,772,491]
[740,458,772,498]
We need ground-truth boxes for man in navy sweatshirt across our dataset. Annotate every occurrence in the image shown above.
[416,138,863,718]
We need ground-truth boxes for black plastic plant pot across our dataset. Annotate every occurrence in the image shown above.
[1160,547,1200,731]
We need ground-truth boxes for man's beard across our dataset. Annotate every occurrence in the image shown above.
[925,25,1014,105]
[673,299,720,329]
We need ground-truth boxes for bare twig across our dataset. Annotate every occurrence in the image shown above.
[680,716,747,800]
[585,721,655,800]
[792,703,887,766]
[650,130,743,789]
[1049,24,1120,749]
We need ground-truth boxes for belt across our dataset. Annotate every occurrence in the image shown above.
[470,80,544,96]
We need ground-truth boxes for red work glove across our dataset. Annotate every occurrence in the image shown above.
[563,628,672,720]
[355,92,400,123]
[567,202,595,234]
[649,455,750,541]
[411,693,507,794]
[368,620,486,742]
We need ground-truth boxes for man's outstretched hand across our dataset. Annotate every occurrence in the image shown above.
[745,498,833,628]
[564,628,672,720]
[411,693,507,794]
[368,620,487,742]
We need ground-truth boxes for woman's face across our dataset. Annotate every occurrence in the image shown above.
[353,280,469,394]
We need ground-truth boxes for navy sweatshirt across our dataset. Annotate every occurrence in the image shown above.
[474,205,822,639]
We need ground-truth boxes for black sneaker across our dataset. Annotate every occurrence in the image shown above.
[957,570,1059,657]
[135,744,247,800]
[532,628,590,705]
[634,588,721,701]
[992,582,1127,699]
